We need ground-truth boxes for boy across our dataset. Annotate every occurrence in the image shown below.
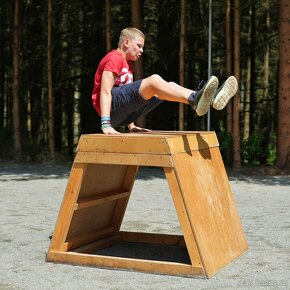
[92,27,238,135]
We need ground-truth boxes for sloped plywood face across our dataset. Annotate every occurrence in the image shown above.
[65,164,130,248]
[78,163,128,198]
[66,202,116,241]
[172,147,248,277]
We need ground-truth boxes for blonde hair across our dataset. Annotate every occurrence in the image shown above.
[118,27,145,48]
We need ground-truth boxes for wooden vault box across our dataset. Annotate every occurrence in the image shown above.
[46,131,248,278]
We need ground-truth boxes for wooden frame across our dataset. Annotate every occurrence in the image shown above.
[46,132,248,278]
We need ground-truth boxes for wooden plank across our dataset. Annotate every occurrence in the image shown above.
[74,152,174,167]
[172,147,248,278]
[120,231,186,246]
[166,132,219,154]
[65,227,114,251]
[77,134,172,155]
[75,190,130,210]
[72,235,121,254]
[76,132,219,155]
[164,167,203,269]
[46,251,205,278]
[48,163,87,252]
[145,130,214,135]
[66,202,116,242]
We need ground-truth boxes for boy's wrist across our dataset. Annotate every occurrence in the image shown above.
[101,116,112,131]
[101,123,112,130]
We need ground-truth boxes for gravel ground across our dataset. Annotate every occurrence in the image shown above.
[0,163,289,290]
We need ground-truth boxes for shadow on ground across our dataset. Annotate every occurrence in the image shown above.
[0,163,289,186]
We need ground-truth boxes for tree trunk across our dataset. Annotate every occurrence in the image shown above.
[179,0,185,131]
[243,54,251,140]
[226,0,233,135]
[131,0,145,127]
[131,0,143,81]
[105,0,111,52]
[249,3,256,134]
[0,5,5,129]
[12,0,21,158]
[262,5,270,103]
[233,0,241,169]
[47,0,55,160]
[277,0,290,169]
[243,6,252,141]
[260,1,271,164]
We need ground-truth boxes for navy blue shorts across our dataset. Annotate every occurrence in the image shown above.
[110,80,163,126]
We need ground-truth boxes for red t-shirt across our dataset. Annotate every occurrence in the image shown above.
[92,50,134,115]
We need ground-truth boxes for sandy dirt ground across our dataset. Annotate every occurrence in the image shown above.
[0,163,289,290]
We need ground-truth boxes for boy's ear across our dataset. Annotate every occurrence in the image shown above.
[123,39,130,48]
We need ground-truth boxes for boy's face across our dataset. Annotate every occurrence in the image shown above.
[124,36,144,61]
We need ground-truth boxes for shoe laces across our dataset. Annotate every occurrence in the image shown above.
[197,80,206,91]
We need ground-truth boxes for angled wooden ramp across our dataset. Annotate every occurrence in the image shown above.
[46,131,248,278]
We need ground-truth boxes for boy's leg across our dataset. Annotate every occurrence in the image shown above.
[110,80,163,127]
[139,74,219,116]
[139,74,194,104]
[110,75,238,127]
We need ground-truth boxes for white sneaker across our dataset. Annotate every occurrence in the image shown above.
[194,76,219,116]
[212,76,238,110]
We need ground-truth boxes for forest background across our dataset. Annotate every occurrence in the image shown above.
[0,0,290,171]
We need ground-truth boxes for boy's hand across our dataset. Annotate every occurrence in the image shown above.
[102,127,121,135]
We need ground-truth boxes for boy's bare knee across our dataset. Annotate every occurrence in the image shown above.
[147,74,164,87]
[140,74,167,98]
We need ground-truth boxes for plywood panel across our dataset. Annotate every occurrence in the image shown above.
[166,132,219,154]
[78,164,128,198]
[172,147,248,277]
[111,166,138,232]
[164,167,203,269]
[66,202,116,241]
[77,132,219,155]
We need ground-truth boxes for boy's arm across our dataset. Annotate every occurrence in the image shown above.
[100,71,121,134]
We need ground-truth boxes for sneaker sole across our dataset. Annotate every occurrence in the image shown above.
[196,76,219,116]
[212,76,238,110]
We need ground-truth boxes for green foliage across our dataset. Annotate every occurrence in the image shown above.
[241,132,268,166]
[266,137,276,165]
[217,130,233,166]
[0,127,72,162]
[0,128,13,160]
[21,140,49,162]
[218,131,276,167]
